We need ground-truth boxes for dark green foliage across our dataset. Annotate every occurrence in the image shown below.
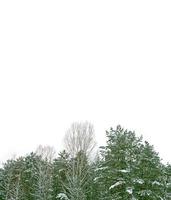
[95,126,167,199]
[165,164,171,199]
[133,141,165,199]
[96,125,143,199]
[52,150,70,199]
[21,153,39,200]
[0,125,170,200]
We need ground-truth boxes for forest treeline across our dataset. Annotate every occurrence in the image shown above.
[0,122,171,200]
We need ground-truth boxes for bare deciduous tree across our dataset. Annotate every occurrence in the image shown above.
[64,121,96,159]
[35,145,56,162]
[63,121,96,200]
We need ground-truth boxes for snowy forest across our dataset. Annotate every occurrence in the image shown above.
[0,122,171,200]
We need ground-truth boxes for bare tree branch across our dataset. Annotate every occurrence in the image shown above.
[64,121,96,159]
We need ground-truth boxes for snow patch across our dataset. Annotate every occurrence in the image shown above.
[152,181,161,186]
[95,166,108,171]
[57,193,69,200]
[118,169,130,173]
[133,179,144,184]
[126,187,133,194]
[109,181,125,190]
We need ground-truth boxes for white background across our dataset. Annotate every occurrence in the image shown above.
[0,1,171,164]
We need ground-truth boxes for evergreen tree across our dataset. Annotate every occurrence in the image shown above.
[97,125,142,199]
[21,153,40,200]
[2,158,24,200]
[0,168,5,200]
[0,124,170,200]
[134,141,165,199]
[86,155,101,200]
[52,150,70,200]
[164,164,171,199]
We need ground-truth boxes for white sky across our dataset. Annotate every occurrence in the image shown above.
[0,1,171,164]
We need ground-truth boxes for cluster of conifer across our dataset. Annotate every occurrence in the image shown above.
[0,125,170,199]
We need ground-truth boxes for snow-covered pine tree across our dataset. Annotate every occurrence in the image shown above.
[165,164,171,199]
[52,150,70,200]
[2,158,24,200]
[20,152,39,200]
[0,168,5,200]
[2,159,15,200]
[87,154,101,200]
[132,141,166,199]
[96,125,142,199]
